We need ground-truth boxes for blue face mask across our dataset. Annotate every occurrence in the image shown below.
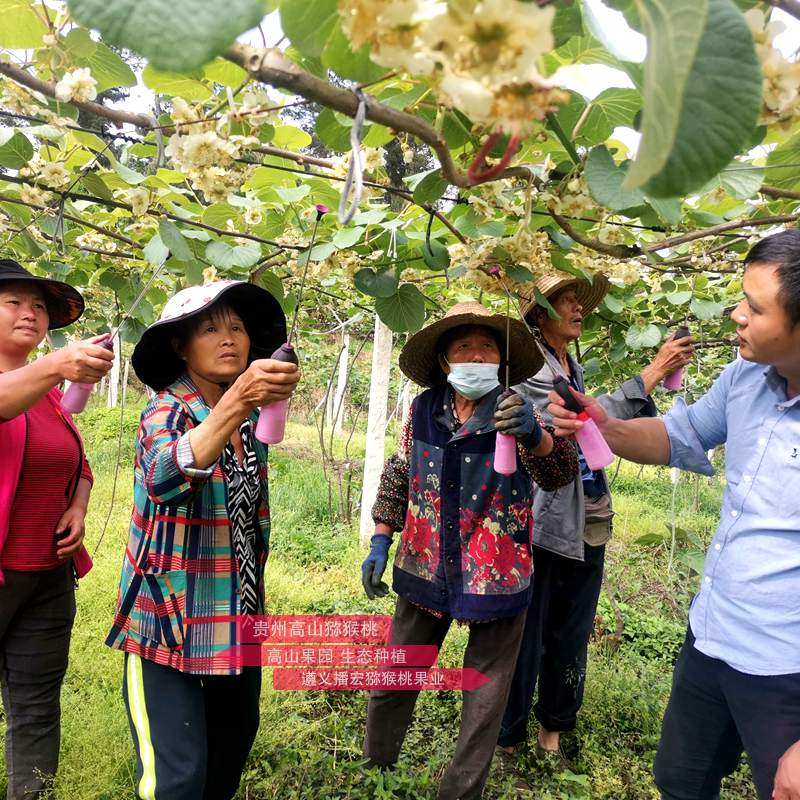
[446,361,501,400]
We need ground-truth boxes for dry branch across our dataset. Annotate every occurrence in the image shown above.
[549,211,641,258]
[643,212,800,252]
[0,61,155,130]
[0,173,301,251]
[0,193,142,249]
[224,42,532,188]
[760,184,800,201]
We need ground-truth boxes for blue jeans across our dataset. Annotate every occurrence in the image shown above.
[654,627,800,800]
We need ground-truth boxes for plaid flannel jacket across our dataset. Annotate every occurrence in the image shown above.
[105,375,270,675]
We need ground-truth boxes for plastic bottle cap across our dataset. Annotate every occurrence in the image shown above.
[673,325,691,340]
[271,342,299,365]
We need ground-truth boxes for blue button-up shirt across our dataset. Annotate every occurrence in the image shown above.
[663,357,800,676]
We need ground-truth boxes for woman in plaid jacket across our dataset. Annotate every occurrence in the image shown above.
[106,280,299,800]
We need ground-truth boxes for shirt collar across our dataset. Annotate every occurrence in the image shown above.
[540,338,580,380]
[168,373,211,422]
[763,366,800,407]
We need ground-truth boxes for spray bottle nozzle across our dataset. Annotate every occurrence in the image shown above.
[673,325,691,340]
[552,375,583,414]
[271,342,299,365]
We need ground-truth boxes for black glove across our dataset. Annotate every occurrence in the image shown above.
[494,392,543,448]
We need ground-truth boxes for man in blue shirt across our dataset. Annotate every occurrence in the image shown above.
[546,230,800,800]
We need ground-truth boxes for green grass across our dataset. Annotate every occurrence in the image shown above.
[0,409,756,799]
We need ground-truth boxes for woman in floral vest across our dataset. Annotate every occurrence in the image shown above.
[360,301,577,800]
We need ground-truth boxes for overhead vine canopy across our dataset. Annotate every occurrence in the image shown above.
[0,0,799,389]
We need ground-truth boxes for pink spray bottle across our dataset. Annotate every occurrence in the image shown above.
[494,403,518,475]
[60,262,170,415]
[493,291,517,476]
[552,375,614,471]
[60,336,115,414]
[663,325,691,391]
[254,204,327,445]
[254,342,299,444]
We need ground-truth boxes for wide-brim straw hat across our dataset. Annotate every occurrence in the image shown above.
[399,301,543,388]
[0,258,84,329]
[520,272,610,322]
[132,279,286,391]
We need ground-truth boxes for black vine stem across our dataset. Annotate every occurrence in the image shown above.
[287,205,327,345]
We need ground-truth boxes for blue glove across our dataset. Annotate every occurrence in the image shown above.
[362,534,392,600]
[494,392,543,449]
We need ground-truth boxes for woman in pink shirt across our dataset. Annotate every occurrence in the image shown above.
[0,258,113,799]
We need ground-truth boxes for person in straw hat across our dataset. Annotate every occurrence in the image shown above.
[0,258,113,799]
[497,272,695,766]
[106,279,299,800]
[359,300,578,799]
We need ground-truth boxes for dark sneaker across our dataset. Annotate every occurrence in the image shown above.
[534,742,573,772]
[493,746,533,793]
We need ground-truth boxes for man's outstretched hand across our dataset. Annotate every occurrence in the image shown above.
[547,386,608,439]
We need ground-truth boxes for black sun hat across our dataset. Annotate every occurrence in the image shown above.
[0,258,84,329]
[132,279,287,391]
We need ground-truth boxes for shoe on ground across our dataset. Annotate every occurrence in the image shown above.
[492,746,533,793]
[534,741,572,772]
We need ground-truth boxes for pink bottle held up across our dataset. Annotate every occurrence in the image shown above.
[254,343,299,445]
[493,430,517,475]
[552,375,614,471]
[254,202,324,445]
[493,389,518,475]
[60,337,115,414]
[663,325,691,391]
